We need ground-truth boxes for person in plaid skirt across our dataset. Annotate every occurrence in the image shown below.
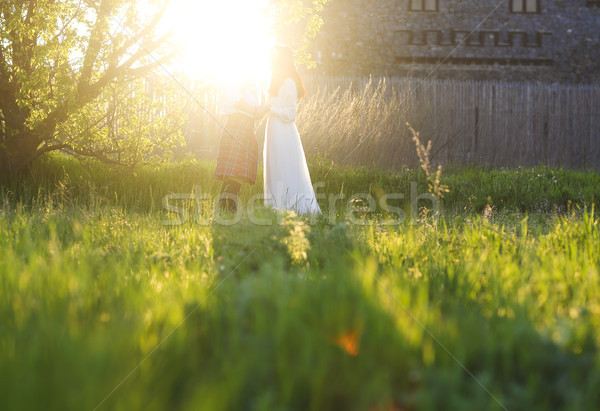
[214,78,268,212]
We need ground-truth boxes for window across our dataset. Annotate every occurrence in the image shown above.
[410,0,438,12]
[511,0,539,13]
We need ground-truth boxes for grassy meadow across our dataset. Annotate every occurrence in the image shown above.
[1,155,600,410]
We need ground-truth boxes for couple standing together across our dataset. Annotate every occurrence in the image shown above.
[213,46,321,216]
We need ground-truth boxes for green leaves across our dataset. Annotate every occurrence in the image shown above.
[269,0,332,68]
[0,0,180,173]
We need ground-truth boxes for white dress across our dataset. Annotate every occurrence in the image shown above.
[264,79,321,214]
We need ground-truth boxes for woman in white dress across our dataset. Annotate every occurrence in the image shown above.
[264,46,321,215]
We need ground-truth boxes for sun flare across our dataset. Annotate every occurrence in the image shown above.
[162,0,274,83]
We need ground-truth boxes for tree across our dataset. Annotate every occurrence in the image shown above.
[269,0,331,68]
[0,0,331,176]
[0,0,181,175]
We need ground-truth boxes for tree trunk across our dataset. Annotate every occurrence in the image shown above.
[0,132,40,177]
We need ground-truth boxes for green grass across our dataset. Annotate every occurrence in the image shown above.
[1,155,599,410]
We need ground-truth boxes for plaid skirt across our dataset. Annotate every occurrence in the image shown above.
[213,113,259,184]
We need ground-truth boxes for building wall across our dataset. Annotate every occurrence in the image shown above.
[311,0,600,82]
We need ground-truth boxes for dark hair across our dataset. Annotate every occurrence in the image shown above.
[268,46,306,99]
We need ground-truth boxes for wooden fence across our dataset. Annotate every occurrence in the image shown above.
[184,76,600,170]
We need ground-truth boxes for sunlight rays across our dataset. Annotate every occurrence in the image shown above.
[160,0,274,83]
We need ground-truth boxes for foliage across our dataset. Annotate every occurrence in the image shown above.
[0,0,331,175]
[269,0,332,69]
[0,158,599,410]
[0,0,183,174]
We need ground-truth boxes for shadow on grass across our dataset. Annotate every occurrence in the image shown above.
[135,219,600,411]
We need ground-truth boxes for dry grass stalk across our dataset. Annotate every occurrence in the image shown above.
[406,122,449,199]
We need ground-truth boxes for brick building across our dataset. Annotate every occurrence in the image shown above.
[311,0,600,82]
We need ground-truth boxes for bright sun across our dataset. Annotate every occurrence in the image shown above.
[161,0,274,83]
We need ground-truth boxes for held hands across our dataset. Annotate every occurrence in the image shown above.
[253,105,271,119]
[233,99,270,119]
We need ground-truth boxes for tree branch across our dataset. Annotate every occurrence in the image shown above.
[0,44,27,135]
[24,0,37,26]
[24,1,171,156]
[123,47,176,78]
[61,145,132,166]
[78,0,114,90]
[111,1,169,63]
[20,0,38,74]
[51,0,84,44]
